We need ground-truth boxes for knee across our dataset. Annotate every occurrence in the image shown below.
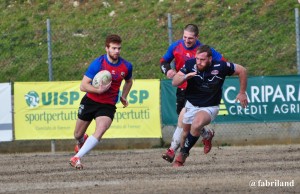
[191,126,203,136]
[74,131,83,140]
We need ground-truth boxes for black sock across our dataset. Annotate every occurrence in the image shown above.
[181,132,200,154]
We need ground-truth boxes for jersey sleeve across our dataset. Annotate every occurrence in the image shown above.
[223,61,236,76]
[179,59,195,74]
[85,58,102,79]
[211,47,224,61]
[160,41,180,63]
[124,62,133,80]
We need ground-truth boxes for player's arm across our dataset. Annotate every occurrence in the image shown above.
[172,70,196,87]
[160,43,177,78]
[120,78,133,108]
[80,75,110,94]
[160,58,171,75]
[232,64,248,108]
[160,59,177,78]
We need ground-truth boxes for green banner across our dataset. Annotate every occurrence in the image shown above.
[160,79,178,125]
[217,75,300,123]
[161,75,300,124]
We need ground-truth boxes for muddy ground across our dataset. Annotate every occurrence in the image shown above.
[0,144,299,194]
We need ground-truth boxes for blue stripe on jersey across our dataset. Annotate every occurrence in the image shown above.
[85,56,104,79]
[124,62,133,80]
[211,47,223,61]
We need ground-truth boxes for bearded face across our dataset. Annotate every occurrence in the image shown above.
[106,43,121,63]
[195,52,212,71]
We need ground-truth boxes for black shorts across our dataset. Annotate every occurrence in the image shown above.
[77,95,116,121]
[176,88,186,115]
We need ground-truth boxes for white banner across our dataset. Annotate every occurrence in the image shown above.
[0,83,13,142]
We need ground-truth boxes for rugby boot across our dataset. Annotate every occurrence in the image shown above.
[162,148,175,163]
[202,129,215,154]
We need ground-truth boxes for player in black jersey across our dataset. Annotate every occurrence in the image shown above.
[172,45,248,167]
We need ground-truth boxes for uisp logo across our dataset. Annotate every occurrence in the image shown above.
[24,91,81,108]
[25,91,40,108]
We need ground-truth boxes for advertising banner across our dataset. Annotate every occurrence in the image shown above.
[14,80,161,140]
[161,75,300,124]
[0,83,13,142]
[216,75,300,123]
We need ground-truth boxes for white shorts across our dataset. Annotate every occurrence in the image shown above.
[183,101,219,124]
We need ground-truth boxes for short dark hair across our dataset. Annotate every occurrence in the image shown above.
[105,34,122,47]
[197,45,212,57]
[184,24,199,36]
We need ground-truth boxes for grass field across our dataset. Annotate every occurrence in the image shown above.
[1,0,299,82]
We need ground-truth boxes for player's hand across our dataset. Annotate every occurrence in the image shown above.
[166,69,176,79]
[98,81,111,94]
[184,72,197,80]
[120,96,128,108]
[235,93,248,108]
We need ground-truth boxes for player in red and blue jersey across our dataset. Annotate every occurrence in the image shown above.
[160,24,227,163]
[69,34,133,170]
[85,54,132,105]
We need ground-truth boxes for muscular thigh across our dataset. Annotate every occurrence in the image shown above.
[94,116,113,139]
[192,111,211,129]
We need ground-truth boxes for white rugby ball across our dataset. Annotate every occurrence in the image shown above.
[92,70,112,88]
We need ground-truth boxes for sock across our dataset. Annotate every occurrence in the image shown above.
[181,132,200,154]
[170,126,183,152]
[75,135,99,158]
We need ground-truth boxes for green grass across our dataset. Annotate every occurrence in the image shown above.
[1,0,299,82]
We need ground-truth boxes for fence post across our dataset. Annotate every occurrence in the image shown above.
[47,18,55,153]
[47,19,53,81]
[295,8,300,74]
[167,13,175,69]
[167,13,173,46]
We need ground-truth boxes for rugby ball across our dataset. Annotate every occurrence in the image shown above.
[92,70,112,88]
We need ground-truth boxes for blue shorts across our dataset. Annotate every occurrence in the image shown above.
[77,95,116,121]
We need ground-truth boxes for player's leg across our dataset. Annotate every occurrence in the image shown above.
[173,122,191,167]
[174,110,211,167]
[69,119,91,169]
[70,101,116,170]
[170,109,184,150]
[76,116,113,158]
[162,89,186,163]
[70,96,94,169]
[74,119,91,153]
[199,106,219,154]
[172,88,186,152]
[173,101,195,167]
[72,95,95,154]
[70,116,113,170]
